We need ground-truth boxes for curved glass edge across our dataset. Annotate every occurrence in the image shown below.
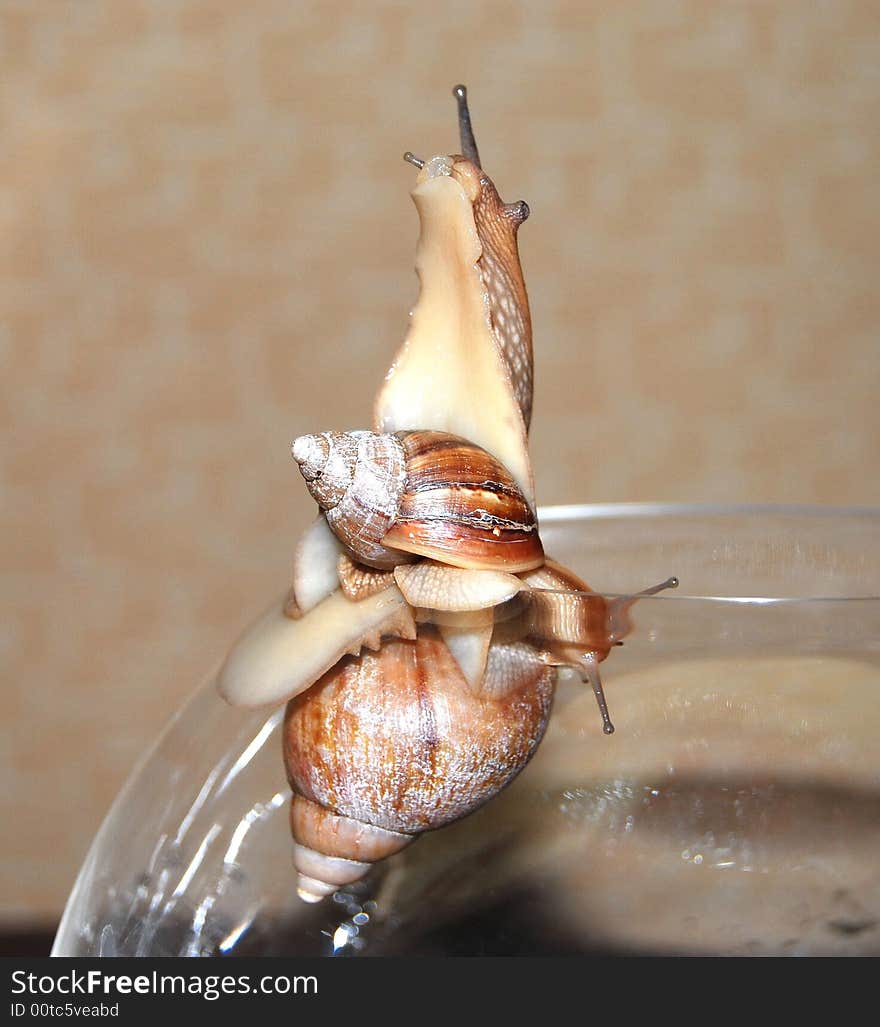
[50,667,232,956]
[536,501,880,601]
[537,501,880,522]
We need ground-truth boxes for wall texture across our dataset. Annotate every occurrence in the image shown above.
[2,0,878,922]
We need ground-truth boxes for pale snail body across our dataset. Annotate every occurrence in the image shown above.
[292,429,544,573]
[373,152,535,508]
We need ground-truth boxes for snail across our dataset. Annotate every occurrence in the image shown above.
[282,628,555,902]
[217,85,677,903]
[291,428,544,572]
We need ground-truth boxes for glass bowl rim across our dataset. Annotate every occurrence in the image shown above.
[537,500,880,521]
[534,500,880,604]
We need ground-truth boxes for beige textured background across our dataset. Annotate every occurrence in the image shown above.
[2,1,879,926]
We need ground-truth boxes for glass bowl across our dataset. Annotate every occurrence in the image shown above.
[52,504,880,956]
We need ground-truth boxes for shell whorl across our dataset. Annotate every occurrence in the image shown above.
[289,795,414,902]
[292,431,409,569]
[293,430,544,573]
[291,432,359,509]
[383,430,544,572]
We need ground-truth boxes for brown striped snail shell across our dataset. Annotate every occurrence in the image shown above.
[282,625,555,901]
[292,429,544,573]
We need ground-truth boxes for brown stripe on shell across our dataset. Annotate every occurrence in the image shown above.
[382,430,543,572]
[382,518,542,573]
[396,429,526,497]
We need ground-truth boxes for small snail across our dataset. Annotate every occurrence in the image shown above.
[291,429,544,572]
[217,86,677,903]
[517,560,679,734]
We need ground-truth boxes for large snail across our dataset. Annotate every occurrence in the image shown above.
[217,86,676,903]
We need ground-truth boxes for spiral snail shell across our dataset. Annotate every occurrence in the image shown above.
[292,429,544,572]
[283,626,555,901]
